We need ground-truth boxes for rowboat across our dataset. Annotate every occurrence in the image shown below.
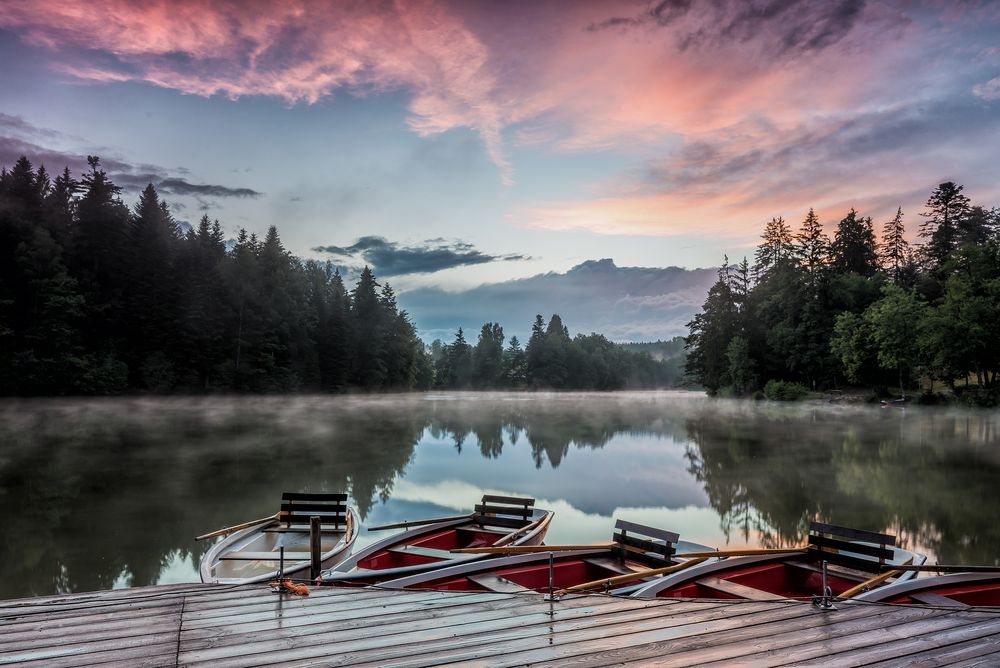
[377,519,712,595]
[631,522,925,601]
[199,492,358,584]
[322,495,553,586]
[855,571,1000,606]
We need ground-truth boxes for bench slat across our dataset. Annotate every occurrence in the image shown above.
[809,521,896,547]
[614,520,679,545]
[696,577,785,601]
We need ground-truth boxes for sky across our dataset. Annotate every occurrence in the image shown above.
[1,0,999,340]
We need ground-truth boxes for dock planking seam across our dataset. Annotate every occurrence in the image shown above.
[572,603,934,668]
[305,601,819,668]
[178,597,726,666]
[773,614,1000,667]
[383,601,893,668]
[180,592,635,649]
[1,585,999,667]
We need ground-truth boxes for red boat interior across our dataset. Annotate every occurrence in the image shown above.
[409,554,631,592]
[357,524,504,571]
[655,560,865,600]
[884,581,1000,606]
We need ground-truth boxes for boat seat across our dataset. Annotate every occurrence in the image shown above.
[263,527,344,534]
[784,560,865,582]
[909,592,969,607]
[387,545,455,560]
[695,577,785,600]
[467,574,532,593]
[220,551,312,561]
[583,557,632,575]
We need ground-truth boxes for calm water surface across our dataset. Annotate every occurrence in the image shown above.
[1,391,998,599]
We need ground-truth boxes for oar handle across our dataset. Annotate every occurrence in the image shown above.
[841,557,913,599]
[195,512,280,541]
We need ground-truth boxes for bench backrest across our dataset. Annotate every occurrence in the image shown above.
[472,494,535,529]
[280,492,349,528]
[807,521,896,573]
[613,519,679,566]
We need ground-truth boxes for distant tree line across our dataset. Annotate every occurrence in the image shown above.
[685,182,1000,403]
[0,154,681,395]
[428,317,683,390]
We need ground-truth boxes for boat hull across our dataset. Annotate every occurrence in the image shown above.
[323,508,553,586]
[200,507,358,584]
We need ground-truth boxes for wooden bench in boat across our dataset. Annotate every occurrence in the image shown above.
[613,519,679,567]
[467,574,532,593]
[695,576,785,601]
[220,551,313,561]
[473,495,535,529]
[806,522,896,574]
[783,559,865,582]
[455,525,509,536]
[582,557,633,575]
[910,592,969,607]
[387,545,455,560]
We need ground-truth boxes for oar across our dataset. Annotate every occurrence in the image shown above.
[881,564,1000,573]
[195,512,281,541]
[671,547,808,559]
[841,558,914,599]
[366,514,471,532]
[452,542,617,554]
[554,557,709,597]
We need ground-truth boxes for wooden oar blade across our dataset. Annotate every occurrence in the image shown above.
[555,557,709,597]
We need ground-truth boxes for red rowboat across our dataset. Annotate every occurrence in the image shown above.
[322,495,553,586]
[378,519,711,594]
[632,522,925,601]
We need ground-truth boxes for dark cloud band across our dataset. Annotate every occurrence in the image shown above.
[312,236,529,276]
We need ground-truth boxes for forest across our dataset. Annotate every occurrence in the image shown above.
[685,182,1000,404]
[0,155,679,395]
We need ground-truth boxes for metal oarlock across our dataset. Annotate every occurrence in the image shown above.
[812,559,836,610]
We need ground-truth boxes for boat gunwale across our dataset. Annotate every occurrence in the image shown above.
[854,570,1000,602]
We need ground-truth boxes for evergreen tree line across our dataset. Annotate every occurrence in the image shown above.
[0,155,432,394]
[0,154,680,395]
[428,315,682,390]
[685,182,1000,402]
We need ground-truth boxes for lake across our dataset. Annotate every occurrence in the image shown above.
[1,391,998,600]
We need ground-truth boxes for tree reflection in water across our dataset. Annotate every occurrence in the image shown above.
[1,394,997,599]
[683,401,1000,565]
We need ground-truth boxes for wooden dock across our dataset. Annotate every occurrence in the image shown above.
[2,583,999,667]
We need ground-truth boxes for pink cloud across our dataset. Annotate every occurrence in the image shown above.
[0,0,513,182]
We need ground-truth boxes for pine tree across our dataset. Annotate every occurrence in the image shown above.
[754,216,794,278]
[472,322,504,387]
[879,207,909,284]
[794,208,830,279]
[831,208,878,276]
[920,182,971,270]
[350,266,387,388]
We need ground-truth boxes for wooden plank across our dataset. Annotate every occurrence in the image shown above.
[810,521,896,546]
[614,519,679,545]
[809,533,894,560]
[180,590,605,647]
[910,592,971,607]
[2,640,180,668]
[863,632,1000,667]
[439,602,932,668]
[181,598,727,667]
[342,601,821,668]
[472,515,529,528]
[536,604,935,668]
[386,545,455,559]
[613,532,675,558]
[755,613,995,667]
[695,577,786,601]
[481,494,533,506]
[281,492,348,501]
[473,504,529,518]
[466,575,532,593]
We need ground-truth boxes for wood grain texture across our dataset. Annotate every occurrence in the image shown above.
[1,582,998,667]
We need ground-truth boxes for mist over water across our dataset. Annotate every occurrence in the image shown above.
[1,391,998,599]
